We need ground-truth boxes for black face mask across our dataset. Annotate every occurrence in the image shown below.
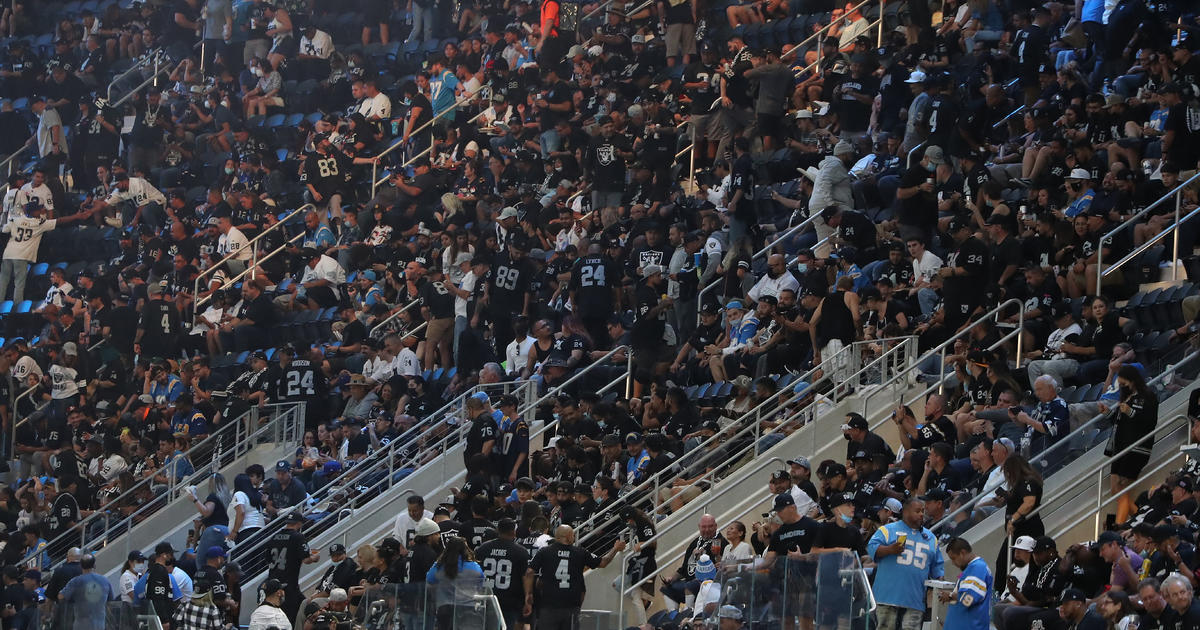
[1119,385,1132,397]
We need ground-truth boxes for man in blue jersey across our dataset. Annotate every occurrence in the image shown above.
[866,498,944,630]
[939,538,991,630]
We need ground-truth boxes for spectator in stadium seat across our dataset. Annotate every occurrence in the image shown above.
[1011,375,1070,470]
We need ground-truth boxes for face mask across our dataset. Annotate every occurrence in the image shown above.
[348,61,356,68]
[552,413,561,422]
[795,263,808,273]
[839,513,853,524]
[1119,385,1132,396]
[252,67,263,77]
[925,162,936,172]
[133,562,147,574]
[224,167,235,175]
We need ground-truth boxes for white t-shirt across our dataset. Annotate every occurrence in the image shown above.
[14,182,54,214]
[231,490,266,530]
[912,251,945,284]
[455,270,479,318]
[392,347,420,377]
[105,177,166,208]
[300,255,347,298]
[119,569,140,603]
[392,509,434,547]
[723,540,754,568]
[193,305,224,335]
[89,453,128,482]
[3,216,57,262]
[172,567,193,600]
[358,92,392,120]
[1045,323,1083,360]
[49,363,83,400]
[505,335,536,375]
[298,29,334,59]
[218,226,251,261]
[363,355,393,383]
[790,485,818,517]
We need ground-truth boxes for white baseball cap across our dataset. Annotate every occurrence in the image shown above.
[1013,536,1036,552]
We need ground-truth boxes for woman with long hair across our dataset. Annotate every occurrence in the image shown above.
[997,454,1044,584]
[190,472,232,566]
[425,536,485,630]
[228,473,265,546]
[1098,589,1139,630]
[1102,365,1158,524]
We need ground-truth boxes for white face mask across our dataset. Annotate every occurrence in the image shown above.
[133,562,147,574]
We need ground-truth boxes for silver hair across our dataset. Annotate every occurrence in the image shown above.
[1034,374,1059,391]
[481,362,503,378]
[1163,573,1193,595]
[210,473,232,507]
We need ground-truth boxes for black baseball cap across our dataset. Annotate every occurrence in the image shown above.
[1059,588,1086,604]
[1033,536,1057,552]
[328,543,347,556]
[773,492,796,511]
[832,492,856,507]
[262,578,287,595]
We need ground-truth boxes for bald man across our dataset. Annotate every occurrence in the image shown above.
[747,254,800,303]
[525,525,625,630]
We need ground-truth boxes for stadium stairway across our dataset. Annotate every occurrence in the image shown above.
[24,403,305,585]
[236,352,635,626]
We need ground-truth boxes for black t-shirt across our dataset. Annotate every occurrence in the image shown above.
[277,359,326,402]
[926,94,960,148]
[418,279,455,319]
[242,294,277,327]
[945,237,988,297]
[988,235,1022,287]
[539,80,572,128]
[769,516,820,555]
[531,543,599,608]
[910,415,957,449]
[193,565,228,601]
[476,538,530,603]
[722,46,754,109]
[461,517,497,550]
[490,254,535,313]
[813,521,864,554]
[46,492,79,538]
[897,166,937,227]
[1165,102,1200,168]
[138,299,180,342]
[838,211,877,252]
[465,415,498,465]
[632,283,666,349]
[569,256,619,313]
[834,73,879,132]
[586,134,630,192]
[266,529,311,581]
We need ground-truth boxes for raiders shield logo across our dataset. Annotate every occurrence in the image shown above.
[597,144,615,166]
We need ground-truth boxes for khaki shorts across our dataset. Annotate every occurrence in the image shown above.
[666,23,697,58]
[426,317,453,345]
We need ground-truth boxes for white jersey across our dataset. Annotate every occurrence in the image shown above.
[299,29,334,59]
[2,216,57,262]
[105,177,165,208]
[217,226,251,261]
[43,281,73,309]
[14,182,54,214]
[391,347,420,377]
[392,509,434,547]
[11,355,42,382]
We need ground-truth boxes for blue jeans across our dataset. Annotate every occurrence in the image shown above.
[408,4,434,42]
[539,129,561,159]
[197,524,229,566]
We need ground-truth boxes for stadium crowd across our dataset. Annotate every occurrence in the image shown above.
[0,0,1195,627]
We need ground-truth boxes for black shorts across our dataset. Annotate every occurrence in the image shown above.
[304,284,339,308]
[365,0,390,22]
[1111,451,1150,480]
[757,113,783,139]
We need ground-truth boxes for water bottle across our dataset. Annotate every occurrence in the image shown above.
[1019,432,1031,458]
[1102,79,1112,96]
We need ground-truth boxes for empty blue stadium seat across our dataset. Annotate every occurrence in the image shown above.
[15,301,32,314]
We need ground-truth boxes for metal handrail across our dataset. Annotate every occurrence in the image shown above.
[21,402,302,573]
[112,64,172,108]
[930,348,1199,534]
[1031,412,1190,540]
[993,104,1026,130]
[1096,170,1200,294]
[780,0,878,60]
[209,231,305,297]
[577,338,914,546]
[582,0,657,28]
[0,140,34,180]
[694,217,813,325]
[793,16,883,75]
[369,85,487,196]
[1101,202,1199,291]
[192,203,312,315]
[107,49,165,100]
[519,344,631,421]
[370,105,489,196]
[368,298,423,336]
